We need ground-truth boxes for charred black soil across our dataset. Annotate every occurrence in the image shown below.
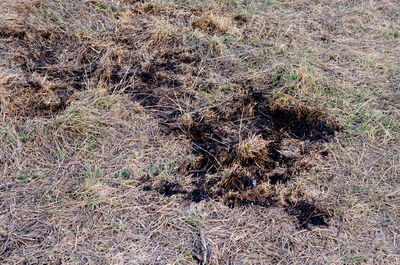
[126,55,338,229]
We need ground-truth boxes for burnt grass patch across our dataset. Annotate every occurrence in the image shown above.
[125,56,338,229]
[0,24,102,117]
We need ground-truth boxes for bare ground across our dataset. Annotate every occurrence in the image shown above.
[0,0,399,264]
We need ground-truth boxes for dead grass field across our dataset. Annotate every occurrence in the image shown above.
[0,0,399,264]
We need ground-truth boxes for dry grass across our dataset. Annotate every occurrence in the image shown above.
[0,0,399,264]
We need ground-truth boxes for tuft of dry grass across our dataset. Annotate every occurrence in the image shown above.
[237,134,270,162]
[193,14,233,33]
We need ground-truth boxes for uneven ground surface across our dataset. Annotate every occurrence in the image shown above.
[0,0,399,264]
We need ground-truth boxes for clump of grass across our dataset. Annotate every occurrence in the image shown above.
[192,14,233,33]
[237,134,270,161]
